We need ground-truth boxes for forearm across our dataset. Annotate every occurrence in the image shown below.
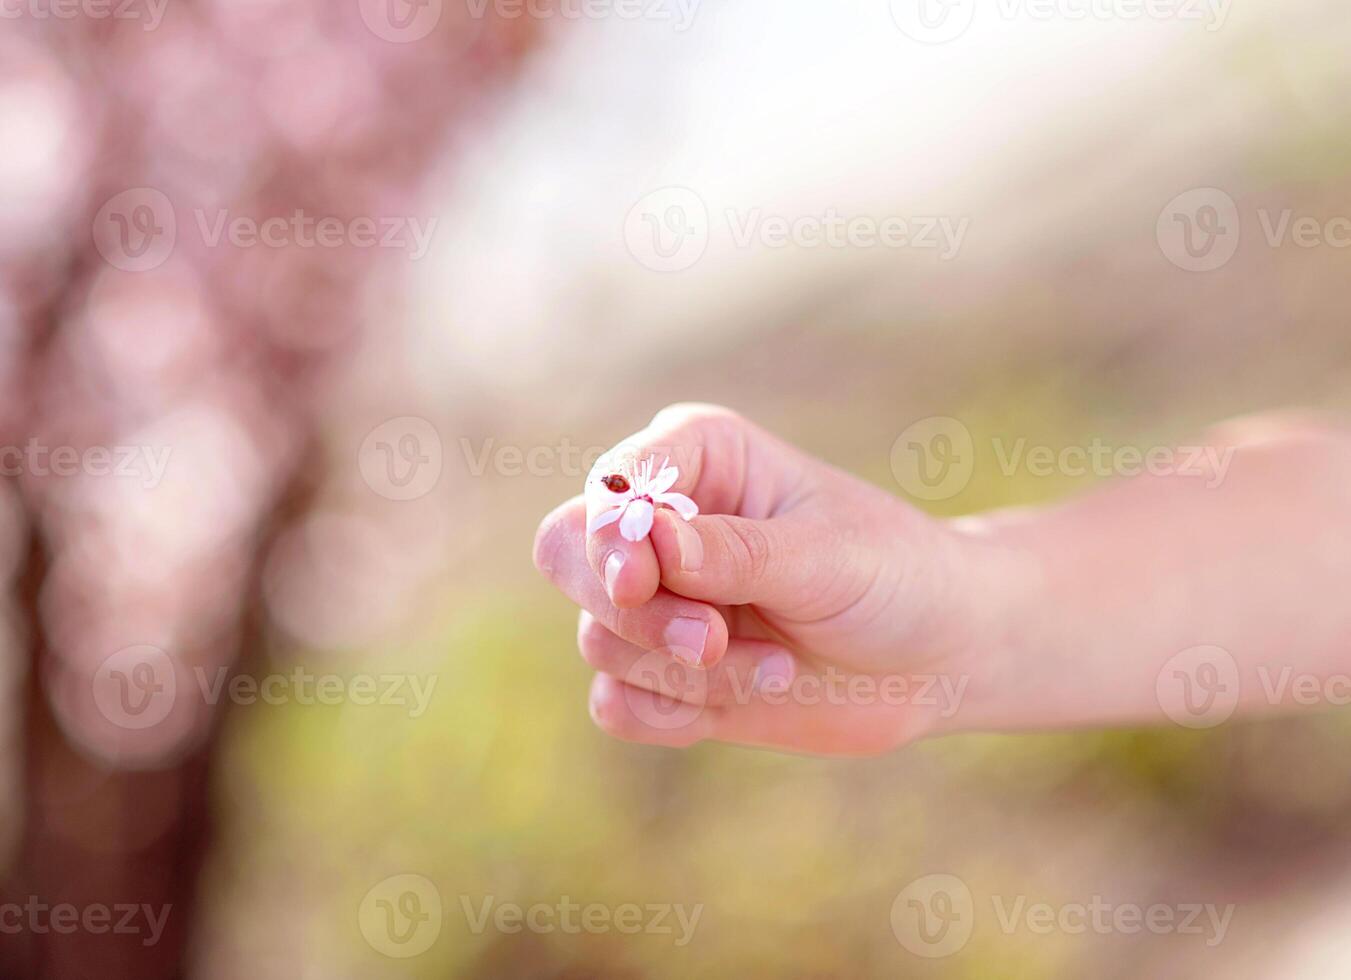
[945,413,1351,733]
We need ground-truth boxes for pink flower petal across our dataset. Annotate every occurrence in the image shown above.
[655,492,698,521]
[587,506,624,535]
[647,465,679,496]
[619,498,655,542]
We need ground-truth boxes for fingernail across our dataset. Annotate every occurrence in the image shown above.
[671,518,704,572]
[664,617,708,667]
[753,652,795,694]
[603,552,625,601]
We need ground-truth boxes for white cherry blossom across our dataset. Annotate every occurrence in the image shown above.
[586,455,698,543]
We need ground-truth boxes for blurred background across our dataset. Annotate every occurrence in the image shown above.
[2,0,1351,976]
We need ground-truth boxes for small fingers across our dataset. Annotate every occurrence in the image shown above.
[577,611,797,706]
[585,519,660,609]
[702,692,917,757]
[587,671,921,757]
[535,498,729,667]
[577,613,920,756]
[588,674,713,748]
[579,404,762,608]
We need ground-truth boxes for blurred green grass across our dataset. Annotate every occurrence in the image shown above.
[204,354,1351,977]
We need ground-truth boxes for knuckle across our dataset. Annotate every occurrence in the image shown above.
[706,663,749,705]
[729,520,773,583]
[590,691,644,742]
[645,404,748,488]
[650,402,741,430]
[610,605,644,647]
[576,614,612,667]
[588,686,622,734]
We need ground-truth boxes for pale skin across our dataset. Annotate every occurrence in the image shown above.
[532,403,1351,756]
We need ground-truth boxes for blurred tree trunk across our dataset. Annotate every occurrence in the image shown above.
[0,8,539,976]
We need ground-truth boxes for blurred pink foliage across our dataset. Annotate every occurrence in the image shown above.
[0,2,535,975]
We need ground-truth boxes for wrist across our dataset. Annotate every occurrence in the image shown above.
[927,509,1055,736]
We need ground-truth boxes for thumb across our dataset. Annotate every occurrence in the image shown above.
[650,507,867,612]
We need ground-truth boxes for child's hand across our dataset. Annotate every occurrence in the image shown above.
[533,404,1001,756]
[538,406,1351,754]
